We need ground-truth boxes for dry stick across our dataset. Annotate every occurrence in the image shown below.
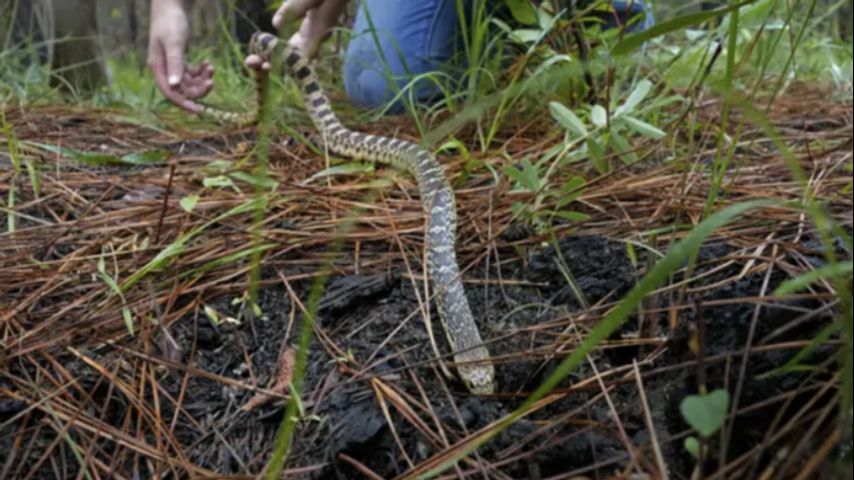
[586,354,646,476]
[337,453,385,480]
[721,244,779,467]
[633,360,669,480]
[371,380,416,470]
[773,389,842,479]
[790,428,840,480]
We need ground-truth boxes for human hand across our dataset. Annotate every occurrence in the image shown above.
[147,0,213,112]
[244,0,347,71]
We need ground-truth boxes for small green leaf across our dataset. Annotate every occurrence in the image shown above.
[204,160,234,172]
[305,162,374,183]
[509,29,543,43]
[505,0,538,25]
[229,171,279,189]
[203,175,237,189]
[121,307,134,336]
[30,142,170,167]
[436,138,470,158]
[622,115,667,139]
[503,161,541,192]
[590,105,608,128]
[549,102,588,138]
[553,211,590,222]
[680,389,730,438]
[587,138,608,174]
[180,194,200,213]
[610,131,638,164]
[561,176,586,195]
[203,305,220,325]
[684,437,700,457]
[120,149,171,165]
[625,242,637,267]
[97,249,134,335]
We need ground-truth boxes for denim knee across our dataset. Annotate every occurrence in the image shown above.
[343,0,465,112]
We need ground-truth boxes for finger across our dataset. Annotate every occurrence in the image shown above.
[183,69,214,98]
[163,41,187,87]
[272,0,324,29]
[245,54,263,69]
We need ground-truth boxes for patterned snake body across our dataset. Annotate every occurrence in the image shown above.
[204,32,494,394]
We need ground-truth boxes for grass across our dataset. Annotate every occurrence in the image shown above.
[1,0,852,478]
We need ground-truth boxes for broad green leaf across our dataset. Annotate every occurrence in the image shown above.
[623,115,667,139]
[180,194,200,213]
[612,0,757,55]
[549,102,588,138]
[680,389,730,438]
[590,105,608,128]
[773,261,853,296]
[616,79,653,116]
[505,0,538,25]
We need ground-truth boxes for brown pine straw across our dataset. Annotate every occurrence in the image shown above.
[0,84,851,478]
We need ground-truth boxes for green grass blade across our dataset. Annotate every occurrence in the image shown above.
[612,0,758,55]
[773,261,854,296]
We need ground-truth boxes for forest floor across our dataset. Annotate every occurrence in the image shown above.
[1,83,852,479]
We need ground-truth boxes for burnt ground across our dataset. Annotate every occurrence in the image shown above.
[1,87,852,479]
[147,236,844,479]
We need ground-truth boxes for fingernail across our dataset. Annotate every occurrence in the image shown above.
[168,75,180,86]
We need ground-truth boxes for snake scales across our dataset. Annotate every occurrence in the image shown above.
[202,32,495,394]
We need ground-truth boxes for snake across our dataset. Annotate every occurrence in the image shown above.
[200,32,495,394]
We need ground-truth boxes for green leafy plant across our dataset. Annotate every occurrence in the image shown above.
[503,150,590,232]
[550,79,667,173]
[680,389,731,456]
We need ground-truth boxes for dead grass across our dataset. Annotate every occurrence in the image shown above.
[0,84,851,479]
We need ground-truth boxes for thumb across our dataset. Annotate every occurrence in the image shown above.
[164,41,186,87]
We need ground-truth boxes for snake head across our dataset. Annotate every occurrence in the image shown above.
[456,349,495,395]
[249,32,277,58]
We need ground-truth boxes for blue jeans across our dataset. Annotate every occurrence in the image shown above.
[343,1,653,111]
